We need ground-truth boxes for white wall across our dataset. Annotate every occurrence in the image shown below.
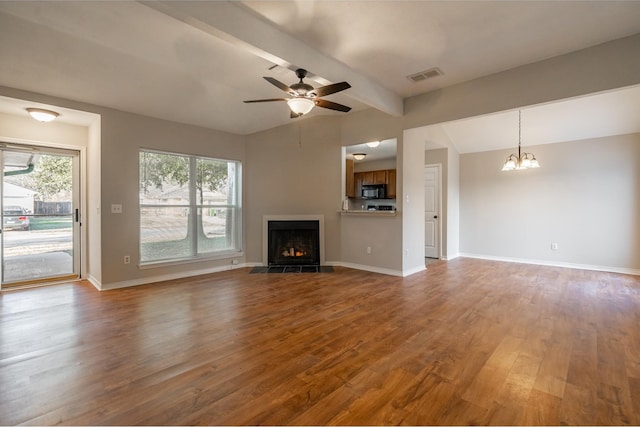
[87,118,101,285]
[244,116,343,265]
[2,32,640,287]
[401,130,427,275]
[460,133,640,273]
[99,109,246,287]
[401,34,640,266]
[245,111,409,275]
[404,125,461,260]
[403,33,640,130]
[0,110,98,282]
[340,109,405,274]
[447,148,460,259]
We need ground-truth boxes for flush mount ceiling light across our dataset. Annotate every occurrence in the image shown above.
[501,110,540,171]
[366,141,380,148]
[353,153,367,161]
[26,108,59,122]
[286,97,315,116]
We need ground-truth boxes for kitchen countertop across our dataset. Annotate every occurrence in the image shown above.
[339,209,397,216]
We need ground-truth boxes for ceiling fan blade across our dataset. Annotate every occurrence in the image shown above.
[311,81,351,97]
[314,98,352,112]
[243,98,287,103]
[264,77,293,94]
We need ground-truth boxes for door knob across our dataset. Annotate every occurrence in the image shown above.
[433,215,438,219]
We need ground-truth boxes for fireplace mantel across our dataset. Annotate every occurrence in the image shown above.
[262,215,325,266]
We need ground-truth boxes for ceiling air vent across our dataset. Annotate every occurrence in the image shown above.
[407,67,443,83]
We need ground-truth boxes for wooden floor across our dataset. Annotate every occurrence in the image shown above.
[2,258,640,425]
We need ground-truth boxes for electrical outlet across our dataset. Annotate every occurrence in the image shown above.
[551,243,558,251]
[124,255,130,264]
[111,204,123,214]
[367,246,372,254]
[231,259,238,265]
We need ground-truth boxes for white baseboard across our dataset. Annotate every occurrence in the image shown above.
[94,253,639,292]
[86,274,102,291]
[102,260,423,288]
[459,253,640,276]
[403,265,427,277]
[441,253,460,261]
[100,263,248,291]
[329,261,404,277]
[244,262,263,267]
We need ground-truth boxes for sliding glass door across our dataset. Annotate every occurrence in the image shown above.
[0,144,80,286]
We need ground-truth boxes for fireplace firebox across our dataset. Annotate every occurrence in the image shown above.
[268,220,320,266]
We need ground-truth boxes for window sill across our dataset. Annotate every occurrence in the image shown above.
[138,251,244,270]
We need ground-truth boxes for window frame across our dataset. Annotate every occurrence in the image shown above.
[139,148,242,267]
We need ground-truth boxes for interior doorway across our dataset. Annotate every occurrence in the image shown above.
[0,143,80,287]
[424,164,441,259]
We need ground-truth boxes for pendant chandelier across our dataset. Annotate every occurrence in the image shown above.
[501,110,540,171]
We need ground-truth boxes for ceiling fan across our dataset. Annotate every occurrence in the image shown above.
[244,68,352,118]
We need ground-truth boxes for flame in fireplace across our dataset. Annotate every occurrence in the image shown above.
[281,247,307,257]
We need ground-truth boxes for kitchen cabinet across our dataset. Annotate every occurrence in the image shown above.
[373,170,387,185]
[353,168,397,198]
[345,159,355,198]
[359,171,372,185]
[357,170,387,186]
[386,169,396,198]
[360,170,387,185]
[355,172,364,198]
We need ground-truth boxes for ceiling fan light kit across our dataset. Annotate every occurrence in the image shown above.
[353,153,366,160]
[244,68,352,118]
[502,110,540,171]
[287,97,315,116]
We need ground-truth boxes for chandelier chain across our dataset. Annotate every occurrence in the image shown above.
[518,110,521,148]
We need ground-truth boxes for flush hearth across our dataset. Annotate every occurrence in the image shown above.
[268,220,320,266]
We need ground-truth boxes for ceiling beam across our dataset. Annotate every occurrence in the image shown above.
[141,1,403,117]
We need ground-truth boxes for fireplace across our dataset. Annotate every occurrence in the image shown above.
[262,215,325,267]
[268,220,320,266]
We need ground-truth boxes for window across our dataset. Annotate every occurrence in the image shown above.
[139,150,241,264]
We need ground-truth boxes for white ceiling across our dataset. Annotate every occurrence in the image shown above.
[346,139,397,163]
[1,1,640,151]
[436,84,640,153]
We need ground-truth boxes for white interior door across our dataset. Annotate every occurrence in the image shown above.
[424,165,440,259]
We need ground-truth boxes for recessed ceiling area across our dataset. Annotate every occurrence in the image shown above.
[0,95,99,127]
[427,84,640,154]
[346,139,397,162]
